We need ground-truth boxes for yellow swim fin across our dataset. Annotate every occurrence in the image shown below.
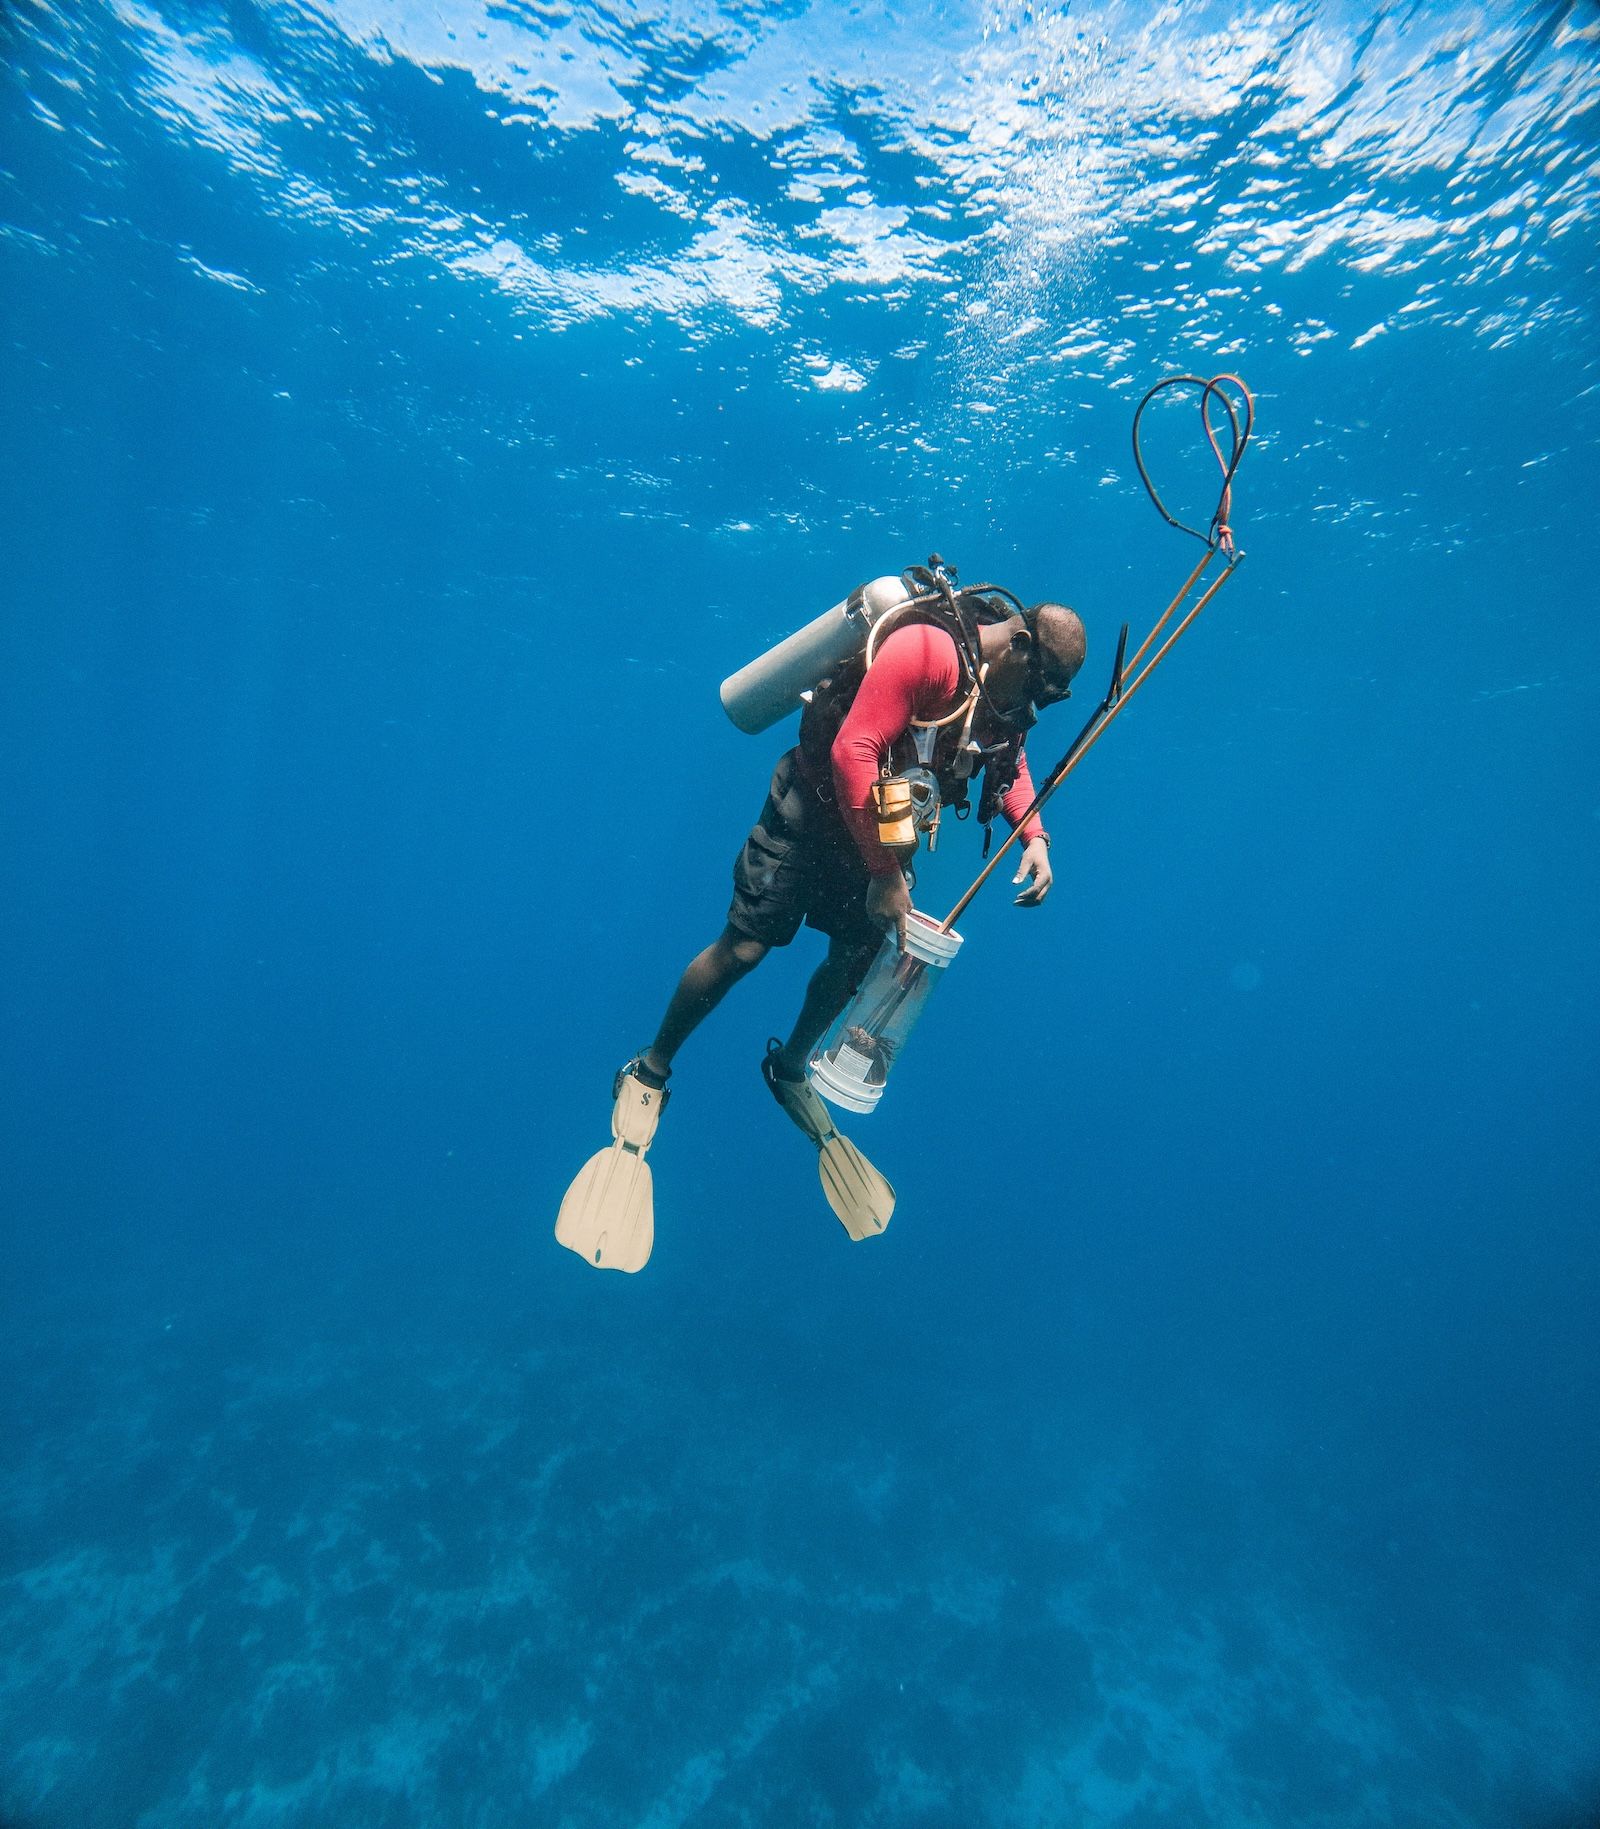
[761,1040,894,1240]
[555,1061,667,1273]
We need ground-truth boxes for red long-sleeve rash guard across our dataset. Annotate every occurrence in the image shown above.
[828,622,1047,877]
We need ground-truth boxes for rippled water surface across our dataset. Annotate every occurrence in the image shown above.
[3,3,1599,1827]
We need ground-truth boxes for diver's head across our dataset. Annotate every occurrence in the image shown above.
[986,601,1086,713]
[1023,602,1086,708]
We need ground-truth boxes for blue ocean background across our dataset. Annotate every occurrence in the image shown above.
[3,2,1598,1824]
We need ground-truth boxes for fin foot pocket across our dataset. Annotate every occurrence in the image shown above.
[761,1040,895,1240]
[554,1057,667,1273]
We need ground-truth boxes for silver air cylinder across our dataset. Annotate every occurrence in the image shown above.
[720,575,907,734]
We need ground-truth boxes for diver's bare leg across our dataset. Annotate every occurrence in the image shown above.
[641,924,769,1081]
[769,932,879,1080]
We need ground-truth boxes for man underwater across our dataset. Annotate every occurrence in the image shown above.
[556,567,1087,1270]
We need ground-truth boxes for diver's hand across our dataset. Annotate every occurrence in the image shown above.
[868,870,912,949]
[1012,837,1053,908]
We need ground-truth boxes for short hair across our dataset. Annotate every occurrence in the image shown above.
[1030,601,1086,680]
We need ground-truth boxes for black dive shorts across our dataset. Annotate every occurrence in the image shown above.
[728,748,881,952]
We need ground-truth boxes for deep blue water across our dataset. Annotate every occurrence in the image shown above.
[3,2,1599,1824]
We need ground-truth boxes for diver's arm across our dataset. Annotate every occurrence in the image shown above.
[1002,752,1053,908]
[999,752,1048,848]
[831,624,960,875]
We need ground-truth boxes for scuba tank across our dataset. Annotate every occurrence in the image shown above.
[719,575,910,735]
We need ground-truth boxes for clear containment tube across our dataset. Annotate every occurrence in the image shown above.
[808,910,963,1114]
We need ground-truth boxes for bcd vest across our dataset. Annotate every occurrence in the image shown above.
[798,619,1030,833]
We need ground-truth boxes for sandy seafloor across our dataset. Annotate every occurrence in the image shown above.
[4,1269,1596,1829]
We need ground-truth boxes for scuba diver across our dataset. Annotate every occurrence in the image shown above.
[556,370,1254,1275]
[556,560,1088,1270]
